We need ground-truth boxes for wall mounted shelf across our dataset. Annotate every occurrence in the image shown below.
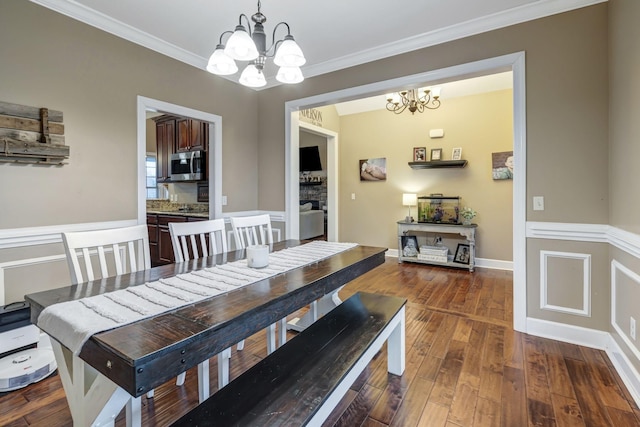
[408,160,468,169]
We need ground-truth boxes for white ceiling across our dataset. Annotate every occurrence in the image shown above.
[31,0,603,89]
[334,71,513,116]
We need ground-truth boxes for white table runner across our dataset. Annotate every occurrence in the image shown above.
[38,241,357,355]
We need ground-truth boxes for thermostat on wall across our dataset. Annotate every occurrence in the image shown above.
[429,129,444,138]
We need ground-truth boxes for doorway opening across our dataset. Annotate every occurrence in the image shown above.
[285,52,527,332]
[136,96,223,224]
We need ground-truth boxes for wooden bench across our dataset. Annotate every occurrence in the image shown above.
[170,292,407,427]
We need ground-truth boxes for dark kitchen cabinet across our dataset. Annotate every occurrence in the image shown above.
[176,118,208,152]
[147,213,206,266]
[154,116,176,183]
[147,214,159,266]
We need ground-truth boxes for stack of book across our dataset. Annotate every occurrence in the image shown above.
[417,245,448,263]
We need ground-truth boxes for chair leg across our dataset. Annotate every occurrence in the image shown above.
[126,396,141,427]
[176,371,186,386]
[237,339,245,351]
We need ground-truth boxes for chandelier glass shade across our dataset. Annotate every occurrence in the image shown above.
[386,87,442,114]
[207,1,306,88]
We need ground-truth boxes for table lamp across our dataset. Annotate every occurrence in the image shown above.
[402,193,417,223]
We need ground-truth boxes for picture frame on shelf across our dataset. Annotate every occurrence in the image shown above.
[401,235,419,258]
[454,243,471,264]
[430,148,442,161]
[452,147,462,160]
[413,147,426,162]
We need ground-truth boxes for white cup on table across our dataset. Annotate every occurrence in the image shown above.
[247,245,269,268]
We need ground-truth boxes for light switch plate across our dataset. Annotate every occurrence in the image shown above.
[222,195,228,206]
[533,196,544,211]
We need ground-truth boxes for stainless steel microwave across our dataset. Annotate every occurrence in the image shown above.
[170,151,206,181]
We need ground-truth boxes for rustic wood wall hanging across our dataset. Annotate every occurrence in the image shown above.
[0,101,69,165]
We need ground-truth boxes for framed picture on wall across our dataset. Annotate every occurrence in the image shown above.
[430,148,442,161]
[359,157,387,181]
[452,147,462,160]
[413,147,426,162]
[492,151,514,180]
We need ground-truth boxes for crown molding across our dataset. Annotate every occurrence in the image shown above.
[28,0,207,70]
[29,0,608,91]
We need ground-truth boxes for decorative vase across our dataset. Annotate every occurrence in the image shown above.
[462,218,472,225]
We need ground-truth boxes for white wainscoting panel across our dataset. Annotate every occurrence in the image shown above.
[539,250,591,317]
[0,254,67,306]
[611,260,640,363]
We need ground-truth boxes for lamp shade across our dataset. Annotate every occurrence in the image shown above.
[239,63,267,88]
[276,66,304,84]
[274,35,306,67]
[224,25,259,61]
[402,193,417,206]
[207,46,238,75]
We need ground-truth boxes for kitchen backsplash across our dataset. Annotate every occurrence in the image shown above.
[146,199,209,213]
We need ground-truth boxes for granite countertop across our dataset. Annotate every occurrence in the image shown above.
[146,210,210,218]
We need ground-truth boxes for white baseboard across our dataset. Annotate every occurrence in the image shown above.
[527,317,640,407]
[526,317,610,349]
[606,337,640,407]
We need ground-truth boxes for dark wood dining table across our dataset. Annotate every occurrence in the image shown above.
[25,240,386,427]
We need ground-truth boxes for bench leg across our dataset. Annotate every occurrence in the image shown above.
[278,317,287,347]
[387,306,406,376]
[267,323,277,354]
[216,348,232,391]
[198,359,210,403]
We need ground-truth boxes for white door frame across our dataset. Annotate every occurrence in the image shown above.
[285,52,527,332]
[298,122,339,241]
[136,96,223,224]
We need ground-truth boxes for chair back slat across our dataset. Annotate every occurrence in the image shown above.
[169,219,228,263]
[62,225,151,285]
[230,214,273,250]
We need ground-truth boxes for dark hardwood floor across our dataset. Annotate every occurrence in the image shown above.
[2,259,639,426]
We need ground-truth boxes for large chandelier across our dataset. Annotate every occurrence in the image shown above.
[385,88,441,115]
[206,1,306,88]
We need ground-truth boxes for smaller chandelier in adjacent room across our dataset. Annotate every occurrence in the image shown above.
[385,87,442,115]
[206,1,305,88]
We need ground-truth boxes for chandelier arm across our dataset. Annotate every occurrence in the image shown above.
[238,13,252,37]
[264,22,291,57]
[218,30,235,45]
[425,99,442,110]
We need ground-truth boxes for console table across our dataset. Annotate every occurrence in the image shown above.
[397,221,477,272]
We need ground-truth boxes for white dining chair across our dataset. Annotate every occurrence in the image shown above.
[231,213,274,249]
[61,224,187,426]
[230,214,287,354]
[169,219,242,397]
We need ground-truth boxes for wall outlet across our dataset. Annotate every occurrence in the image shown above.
[351,193,356,200]
[631,317,636,340]
[222,195,228,206]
